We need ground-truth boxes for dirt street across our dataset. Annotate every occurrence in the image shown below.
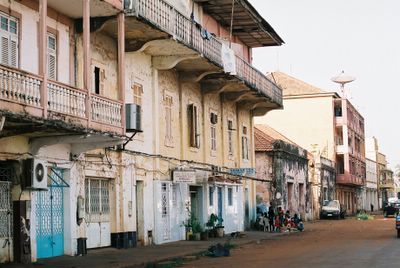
[182,216,399,268]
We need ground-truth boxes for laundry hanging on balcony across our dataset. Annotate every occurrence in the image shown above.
[221,43,236,75]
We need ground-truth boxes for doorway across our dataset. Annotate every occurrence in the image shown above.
[36,168,64,259]
[135,181,144,246]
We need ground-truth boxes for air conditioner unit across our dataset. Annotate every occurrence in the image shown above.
[126,103,142,132]
[23,158,48,190]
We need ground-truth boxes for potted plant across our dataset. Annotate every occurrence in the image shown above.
[191,219,202,241]
[215,216,224,238]
[207,213,224,238]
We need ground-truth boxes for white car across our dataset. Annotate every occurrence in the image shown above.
[320,200,346,219]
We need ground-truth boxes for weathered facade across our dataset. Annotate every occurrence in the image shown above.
[365,137,391,209]
[256,72,366,215]
[309,154,336,219]
[0,0,283,264]
[0,0,127,263]
[121,0,283,245]
[254,125,310,220]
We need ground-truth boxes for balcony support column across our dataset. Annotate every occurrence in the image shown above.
[83,0,91,127]
[117,12,125,134]
[39,0,47,118]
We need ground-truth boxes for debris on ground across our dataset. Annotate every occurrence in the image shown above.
[206,243,231,257]
[357,212,374,220]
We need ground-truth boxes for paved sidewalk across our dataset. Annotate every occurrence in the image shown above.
[3,231,286,268]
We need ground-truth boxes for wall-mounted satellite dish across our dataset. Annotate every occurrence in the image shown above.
[331,70,356,99]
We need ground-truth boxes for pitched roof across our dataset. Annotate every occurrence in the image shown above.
[267,71,327,96]
[255,124,296,149]
[254,127,274,151]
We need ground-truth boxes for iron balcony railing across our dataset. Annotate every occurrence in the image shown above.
[126,0,282,106]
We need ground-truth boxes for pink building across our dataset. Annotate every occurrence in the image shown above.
[334,98,366,212]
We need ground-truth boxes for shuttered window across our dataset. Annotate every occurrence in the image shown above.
[0,13,18,67]
[242,126,249,160]
[47,33,57,80]
[188,104,200,148]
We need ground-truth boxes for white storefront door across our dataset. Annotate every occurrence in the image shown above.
[85,178,111,248]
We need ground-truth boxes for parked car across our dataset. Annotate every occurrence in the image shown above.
[320,200,346,220]
[396,214,400,238]
[383,202,400,217]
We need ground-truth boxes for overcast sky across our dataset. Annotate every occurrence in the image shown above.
[250,0,400,168]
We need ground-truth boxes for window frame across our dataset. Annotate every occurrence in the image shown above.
[0,11,19,68]
[188,103,200,148]
[228,187,233,206]
[164,94,173,145]
[47,32,57,80]
[241,125,249,160]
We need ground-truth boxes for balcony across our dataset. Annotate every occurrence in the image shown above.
[380,179,395,189]
[122,0,282,113]
[336,174,364,186]
[0,64,123,136]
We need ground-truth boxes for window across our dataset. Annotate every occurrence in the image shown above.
[164,95,173,143]
[210,112,217,151]
[228,120,234,155]
[47,33,57,80]
[211,125,216,151]
[132,83,143,106]
[93,66,100,94]
[188,104,200,148]
[209,187,214,206]
[85,178,110,223]
[228,188,233,206]
[0,12,18,67]
[242,126,249,160]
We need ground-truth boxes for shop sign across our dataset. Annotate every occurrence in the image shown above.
[172,170,196,183]
[229,168,255,176]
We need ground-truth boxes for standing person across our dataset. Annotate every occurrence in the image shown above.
[268,206,275,233]
[278,207,284,228]
[370,203,374,212]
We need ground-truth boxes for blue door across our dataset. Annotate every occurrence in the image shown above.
[217,187,223,220]
[36,169,64,259]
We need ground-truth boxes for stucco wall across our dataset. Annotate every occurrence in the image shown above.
[257,96,336,162]
[76,32,118,99]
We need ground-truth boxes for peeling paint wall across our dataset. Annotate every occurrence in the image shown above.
[255,152,272,205]
[258,141,309,219]
[76,32,118,99]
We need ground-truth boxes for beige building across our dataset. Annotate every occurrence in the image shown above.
[255,72,366,215]
[366,137,393,208]
[0,0,283,263]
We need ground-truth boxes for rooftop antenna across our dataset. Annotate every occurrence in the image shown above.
[331,70,355,99]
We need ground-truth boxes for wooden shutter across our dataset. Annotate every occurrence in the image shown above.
[0,35,8,65]
[47,33,57,80]
[188,104,200,148]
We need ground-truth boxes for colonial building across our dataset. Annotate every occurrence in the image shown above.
[365,158,379,211]
[0,0,127,263]
[255,71,366,215]
[365,137,391,208]
[0,0,284,264]
[121,0,283,246]
[254,125,309,220]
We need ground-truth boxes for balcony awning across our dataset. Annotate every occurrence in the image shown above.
[194,0,284,47]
